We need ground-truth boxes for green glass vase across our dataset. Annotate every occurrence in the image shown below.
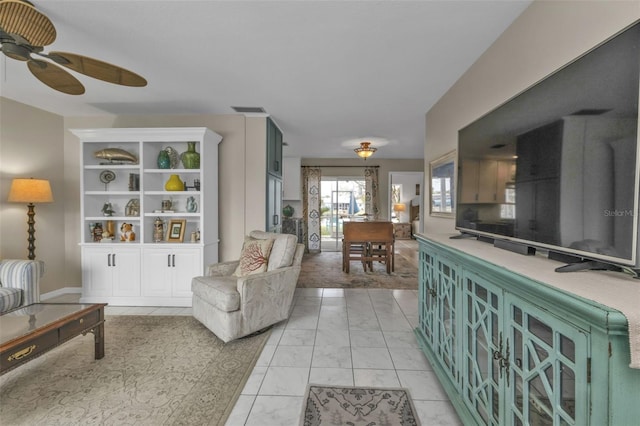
[165,174,184,191]
[157,149,170,169]
[180,142,200,169]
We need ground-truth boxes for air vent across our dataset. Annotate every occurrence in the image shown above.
[231,106,266,113]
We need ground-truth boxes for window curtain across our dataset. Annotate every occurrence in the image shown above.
[302,167,322,253]
[365,166,380,220]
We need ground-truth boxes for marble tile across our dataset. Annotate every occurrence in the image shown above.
[267,326,285,345]
[259,366,310,396]
[309,367,354,387]
[376,314,413,331]
[320,297,347,306]
[389,347,432,370]
[351,347,394,369]
[225,394,255,426]
[270,345,313,368]
[279,329,316,346]
[353,369,401,388]
[383,330,420,348]
[317,311,348,330]
[412,400,463,426]
[397,370,449,400]
[314,329,350,347]
[350,330,386,348]
[256,344,277,367]
[348,314,381,331]
[244,395,305,426]
[322,288,345,298]
[294,296,323,306]
[311,345,352,369]
[242,366,268,395]
[295,288,324,297]
[286,313,319,330]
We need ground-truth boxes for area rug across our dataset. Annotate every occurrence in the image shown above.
[297,251,418,289]
[300,385,420,426]
[0,316,270,426]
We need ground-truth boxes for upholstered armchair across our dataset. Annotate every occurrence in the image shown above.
[192,231,304,342]
[0,259,44,314]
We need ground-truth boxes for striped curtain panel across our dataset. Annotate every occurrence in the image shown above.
[365,166,380,220]
[302,167,322,253]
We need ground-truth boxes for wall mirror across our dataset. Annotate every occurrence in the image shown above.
[430,150,456,217]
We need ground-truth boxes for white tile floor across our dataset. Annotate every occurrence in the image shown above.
[48,285,462,425]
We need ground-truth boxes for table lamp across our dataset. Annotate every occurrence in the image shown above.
[393,202,406,222]
[8,178,54,260]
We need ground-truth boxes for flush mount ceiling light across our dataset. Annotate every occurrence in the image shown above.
[354,141,377,159]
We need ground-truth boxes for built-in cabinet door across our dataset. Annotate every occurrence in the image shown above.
[142,249,174,297]
[266,118,283,178]
[82,247,114,298]
[82,247,141,298]
[142,247,201,298]
[267,175,282,233]
[111,248,142,297]
[172,248,202,298]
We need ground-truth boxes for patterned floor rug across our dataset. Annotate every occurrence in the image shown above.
[300,385,421,426]
[297,251,418,289]
[0,316,270,426]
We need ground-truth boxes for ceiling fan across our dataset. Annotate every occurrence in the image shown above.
[0,0,146,94]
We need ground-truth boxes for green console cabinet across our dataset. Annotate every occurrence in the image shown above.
[415,234,640,426]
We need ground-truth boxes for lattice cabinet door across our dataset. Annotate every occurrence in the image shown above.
[434,254,460,385]
[505,295,589,426]
[462,270,504,426]
[418,247,438,347]
[418,247,461,387]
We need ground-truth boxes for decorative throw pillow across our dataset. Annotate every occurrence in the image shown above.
[233,237,274,277]
[249,230,297,271]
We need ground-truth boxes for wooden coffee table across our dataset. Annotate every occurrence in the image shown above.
[0,303,106,374]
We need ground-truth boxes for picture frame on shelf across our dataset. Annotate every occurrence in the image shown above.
[429,150,456,218]
[167,219,186,242]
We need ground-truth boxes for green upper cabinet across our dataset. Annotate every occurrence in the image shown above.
[267,117,283,178]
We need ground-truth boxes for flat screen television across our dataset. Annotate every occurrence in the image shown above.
[456,21,640,276]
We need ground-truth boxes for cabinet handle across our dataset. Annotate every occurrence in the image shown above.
[172,254,176,267]
[112,253,116,267]
[107,254,111,267]
[275,160,280,172]
[167,254,171,267]
[273,215,279,226]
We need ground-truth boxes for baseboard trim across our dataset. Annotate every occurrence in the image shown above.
[41,287,82,300]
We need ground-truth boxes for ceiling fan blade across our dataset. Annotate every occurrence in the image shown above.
[27,58,85,95]
[46,51,147,87]
[0,0,56,46]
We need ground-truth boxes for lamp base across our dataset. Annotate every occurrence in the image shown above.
[26,203,36,260]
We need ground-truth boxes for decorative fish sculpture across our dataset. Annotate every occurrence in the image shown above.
[94,148,138,164]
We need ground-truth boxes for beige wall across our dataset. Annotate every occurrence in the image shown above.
[0,97,65,295]
[424,0,640,234]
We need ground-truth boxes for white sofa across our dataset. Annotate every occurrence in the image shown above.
[192,231,304,342]
[0,259,44,313]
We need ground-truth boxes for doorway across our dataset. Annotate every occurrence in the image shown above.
[320,177,366,251]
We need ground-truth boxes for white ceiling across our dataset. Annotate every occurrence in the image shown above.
[0,0,532,159]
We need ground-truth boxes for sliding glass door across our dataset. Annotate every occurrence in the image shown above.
[320,178,365,251]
